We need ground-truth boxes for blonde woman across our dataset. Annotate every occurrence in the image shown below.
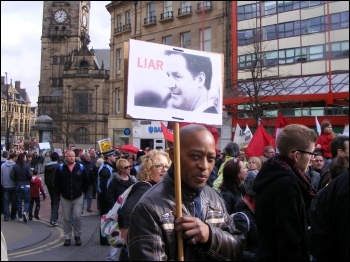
[118,150,171,261]
[247,156,262,175]
[106,158,137,261]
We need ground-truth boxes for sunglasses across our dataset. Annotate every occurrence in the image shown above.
[123,166,131,169]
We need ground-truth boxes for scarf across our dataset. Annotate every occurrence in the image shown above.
[271,154,316,201]
[168,165,203,220]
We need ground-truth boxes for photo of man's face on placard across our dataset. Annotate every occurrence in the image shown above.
[126,39,223,125]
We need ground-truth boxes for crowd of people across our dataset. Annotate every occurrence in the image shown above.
[1,120,348,261]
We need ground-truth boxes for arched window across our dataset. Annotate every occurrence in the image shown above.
[79,60,89,69]
[76,127,89,144]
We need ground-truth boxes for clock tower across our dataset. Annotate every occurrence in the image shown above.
[38,1,109,149]
[39,1,90,113]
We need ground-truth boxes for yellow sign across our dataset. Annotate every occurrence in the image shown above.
[98,138,112,152]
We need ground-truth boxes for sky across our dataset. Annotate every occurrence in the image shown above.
[1,1,111,106]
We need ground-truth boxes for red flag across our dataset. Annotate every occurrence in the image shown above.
[274,113,289,137]
[245,125,275,157]
[161,122,174,143]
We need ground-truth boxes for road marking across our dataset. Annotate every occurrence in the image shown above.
[8,219,64,258]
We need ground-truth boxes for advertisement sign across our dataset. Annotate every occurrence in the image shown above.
[126,39,223,125]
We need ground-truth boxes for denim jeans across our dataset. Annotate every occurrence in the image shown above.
[82,184,93,210]
[16,185,31,217]
[47,185,60,222]
[29,197,41,217]
[3,187,17,220]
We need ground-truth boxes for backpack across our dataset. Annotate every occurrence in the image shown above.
[100,183,136,248]
[59,163,84,172]
[97,164,114,193]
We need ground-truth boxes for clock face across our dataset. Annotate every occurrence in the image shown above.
[54,10,67,23]
[82,15,87,27]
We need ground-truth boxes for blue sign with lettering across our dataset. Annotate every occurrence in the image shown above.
[148,126,161,133]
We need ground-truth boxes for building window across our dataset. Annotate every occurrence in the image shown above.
[328,41,349,59]
[161,1,173,19]
[181,31,191,49]
[264,1,276,16]
[164,1,172,13]
[264,25,277,40]
[179,1,192,15]
[116,48,121,73]
[309,45,324,60]
[199,28,211,51]
[76,127,89,144]
[117,14,122,32]
[146,2,156,23]
[197,1,212,10]
[74,93,91,114]
[237,3,259,21]
[125,10,131,26]
[116,88,121,114]
[277,1,294,13]
[330,11,349,30]
[162,35,172,45]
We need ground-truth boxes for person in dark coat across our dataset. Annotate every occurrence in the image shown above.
[97,149,118,245]
[233,172,259,261]
[308,170,349,261]
[252,124,317,261]
[54,150,89,247]
[44,152,60,226]
[10,153,32,222]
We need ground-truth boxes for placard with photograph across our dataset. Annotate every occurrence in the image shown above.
[126,39,223,125]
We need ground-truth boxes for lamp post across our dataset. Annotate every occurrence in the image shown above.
[134,1,138,38]
[95,84,99,150]
[5,72,10,151]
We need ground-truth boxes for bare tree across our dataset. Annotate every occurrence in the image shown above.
[225,28,294,127]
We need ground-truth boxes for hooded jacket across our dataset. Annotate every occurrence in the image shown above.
[252,156,315,261]
[10,163,32,187]
[44,161,59,188]
[1,160,16,188]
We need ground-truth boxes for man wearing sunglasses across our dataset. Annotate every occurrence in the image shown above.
[252,124,317,261]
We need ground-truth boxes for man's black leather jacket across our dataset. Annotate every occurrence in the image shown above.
[127,170,244,261]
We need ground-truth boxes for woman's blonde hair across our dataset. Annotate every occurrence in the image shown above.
[116,158,130,173]
[137,150,171,182]
[248,156,262,170]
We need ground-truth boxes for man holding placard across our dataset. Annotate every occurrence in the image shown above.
[127,124,244,260]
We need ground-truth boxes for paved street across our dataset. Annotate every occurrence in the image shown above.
[1,173,110,261]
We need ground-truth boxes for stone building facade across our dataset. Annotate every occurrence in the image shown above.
[1,76,32,150]
[38,1,110,150]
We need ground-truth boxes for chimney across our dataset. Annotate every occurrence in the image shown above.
[15,81,21,90]
[1,76,5,85]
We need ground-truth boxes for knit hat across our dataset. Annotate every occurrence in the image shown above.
[244,171,257,197]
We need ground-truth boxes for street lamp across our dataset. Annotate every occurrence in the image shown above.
[95,84,99,150]
[5,72,11,151]
[134,1,138,37]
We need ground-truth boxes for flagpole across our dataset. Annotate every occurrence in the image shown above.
[173,122,184,260]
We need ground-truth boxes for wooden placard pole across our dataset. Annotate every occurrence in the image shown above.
[173,122,184,261]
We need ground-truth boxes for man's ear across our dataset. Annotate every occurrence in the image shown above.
[196,72,206,88]
[168,147,175,162]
